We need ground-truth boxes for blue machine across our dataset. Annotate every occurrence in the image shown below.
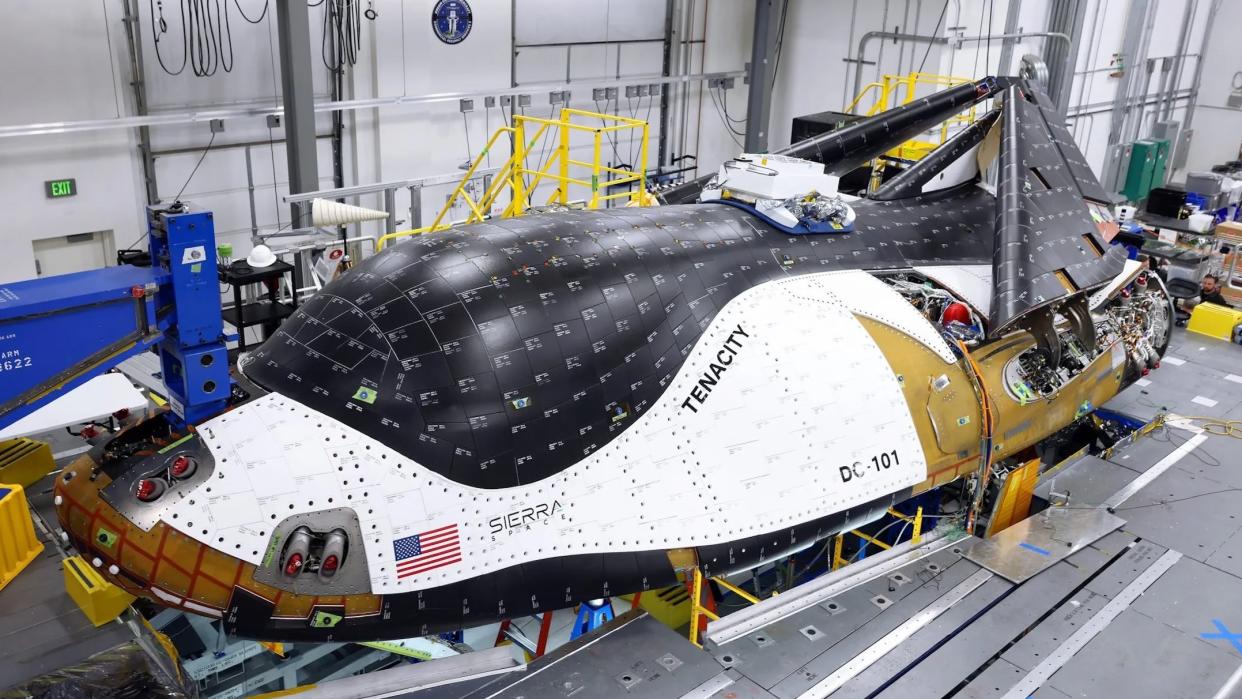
[0,204,231,430]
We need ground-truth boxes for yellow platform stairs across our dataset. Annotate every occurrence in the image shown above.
[846,72,981,190]
[379,108,651,250]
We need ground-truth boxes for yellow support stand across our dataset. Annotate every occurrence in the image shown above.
[687,568,720,647]
[832,507,924,570]
[62,554,136,626]
[0,438,55,489]
[1187,302,1242,341]
[685,568,765,647]
[0,483,42,591]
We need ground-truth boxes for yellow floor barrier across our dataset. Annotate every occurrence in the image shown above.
[63,554,136,626]
[0,483,42,591]
[0,439,55,488]
[1187,302,1242,341]
[628,585,693,631]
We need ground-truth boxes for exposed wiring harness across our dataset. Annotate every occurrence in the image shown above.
[956,339,995,533]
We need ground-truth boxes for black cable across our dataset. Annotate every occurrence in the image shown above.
[149,0,236,77]
[150,0,188,75]
[641,92,654,171]
[707,89,745,148]
[720,87,747,126]
[233,0,268,23]
[594,99,626,171]
[971,0,985,78]
[321,0,363,74]
[916,0,951,74]
[626,96,638,167]
[710,88,747,137]
[173,131,217,203]
[986,0,995,75]
[160,0,360,79]
[484,104,492,167]
[1056,486,1242,513]
[527,107,561,208]
[770,0,790,92]
[188,0,233,76]
[712,91,746,139]
[119,130,216,252]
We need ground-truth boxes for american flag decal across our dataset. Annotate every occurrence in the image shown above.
[393,524,461,579]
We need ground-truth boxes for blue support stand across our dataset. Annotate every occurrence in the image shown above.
[146,206,231,426]
[569,598,615,640]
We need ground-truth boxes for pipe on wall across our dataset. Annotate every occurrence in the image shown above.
[850,29,1070,110]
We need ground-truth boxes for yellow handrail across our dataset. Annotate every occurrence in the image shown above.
[845,81,886,115]
[844,71,981,193]
[378,107,650,250]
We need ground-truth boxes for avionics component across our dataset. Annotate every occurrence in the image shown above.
[1002,273,1171,403]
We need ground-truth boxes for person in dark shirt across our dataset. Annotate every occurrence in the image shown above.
[1199,274,1231,307]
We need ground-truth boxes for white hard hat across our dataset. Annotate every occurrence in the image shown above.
[246,244,277,268]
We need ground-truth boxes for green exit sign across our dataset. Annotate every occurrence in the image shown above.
[44,178,77,198]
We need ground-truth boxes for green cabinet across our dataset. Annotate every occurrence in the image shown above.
[1121,139,1170,202]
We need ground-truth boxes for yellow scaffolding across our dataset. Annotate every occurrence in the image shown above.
[846,72,978,161]
[683,507,926,646]
[831,506,924,571]
[378,108,650,250]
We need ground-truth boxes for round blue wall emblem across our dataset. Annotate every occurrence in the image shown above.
[432,0,473,45]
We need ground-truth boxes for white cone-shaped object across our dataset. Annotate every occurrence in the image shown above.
[311,198,390,227]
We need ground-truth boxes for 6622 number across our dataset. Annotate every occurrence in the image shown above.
[0,357,32,372]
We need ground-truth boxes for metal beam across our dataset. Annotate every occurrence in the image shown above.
[996,0,1023,76]
[275,0,319,225]
[0,70,747,139]
[1041,0,1088,113]
[744,0,779,152]
[658,0,675,168]
[121,0,158,205]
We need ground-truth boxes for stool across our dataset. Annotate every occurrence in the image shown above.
[1166,278,1199,327]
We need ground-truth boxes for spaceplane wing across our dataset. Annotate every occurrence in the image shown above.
[53,78,1173,641]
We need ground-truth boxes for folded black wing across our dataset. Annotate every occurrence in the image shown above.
[990,84,1125,337]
